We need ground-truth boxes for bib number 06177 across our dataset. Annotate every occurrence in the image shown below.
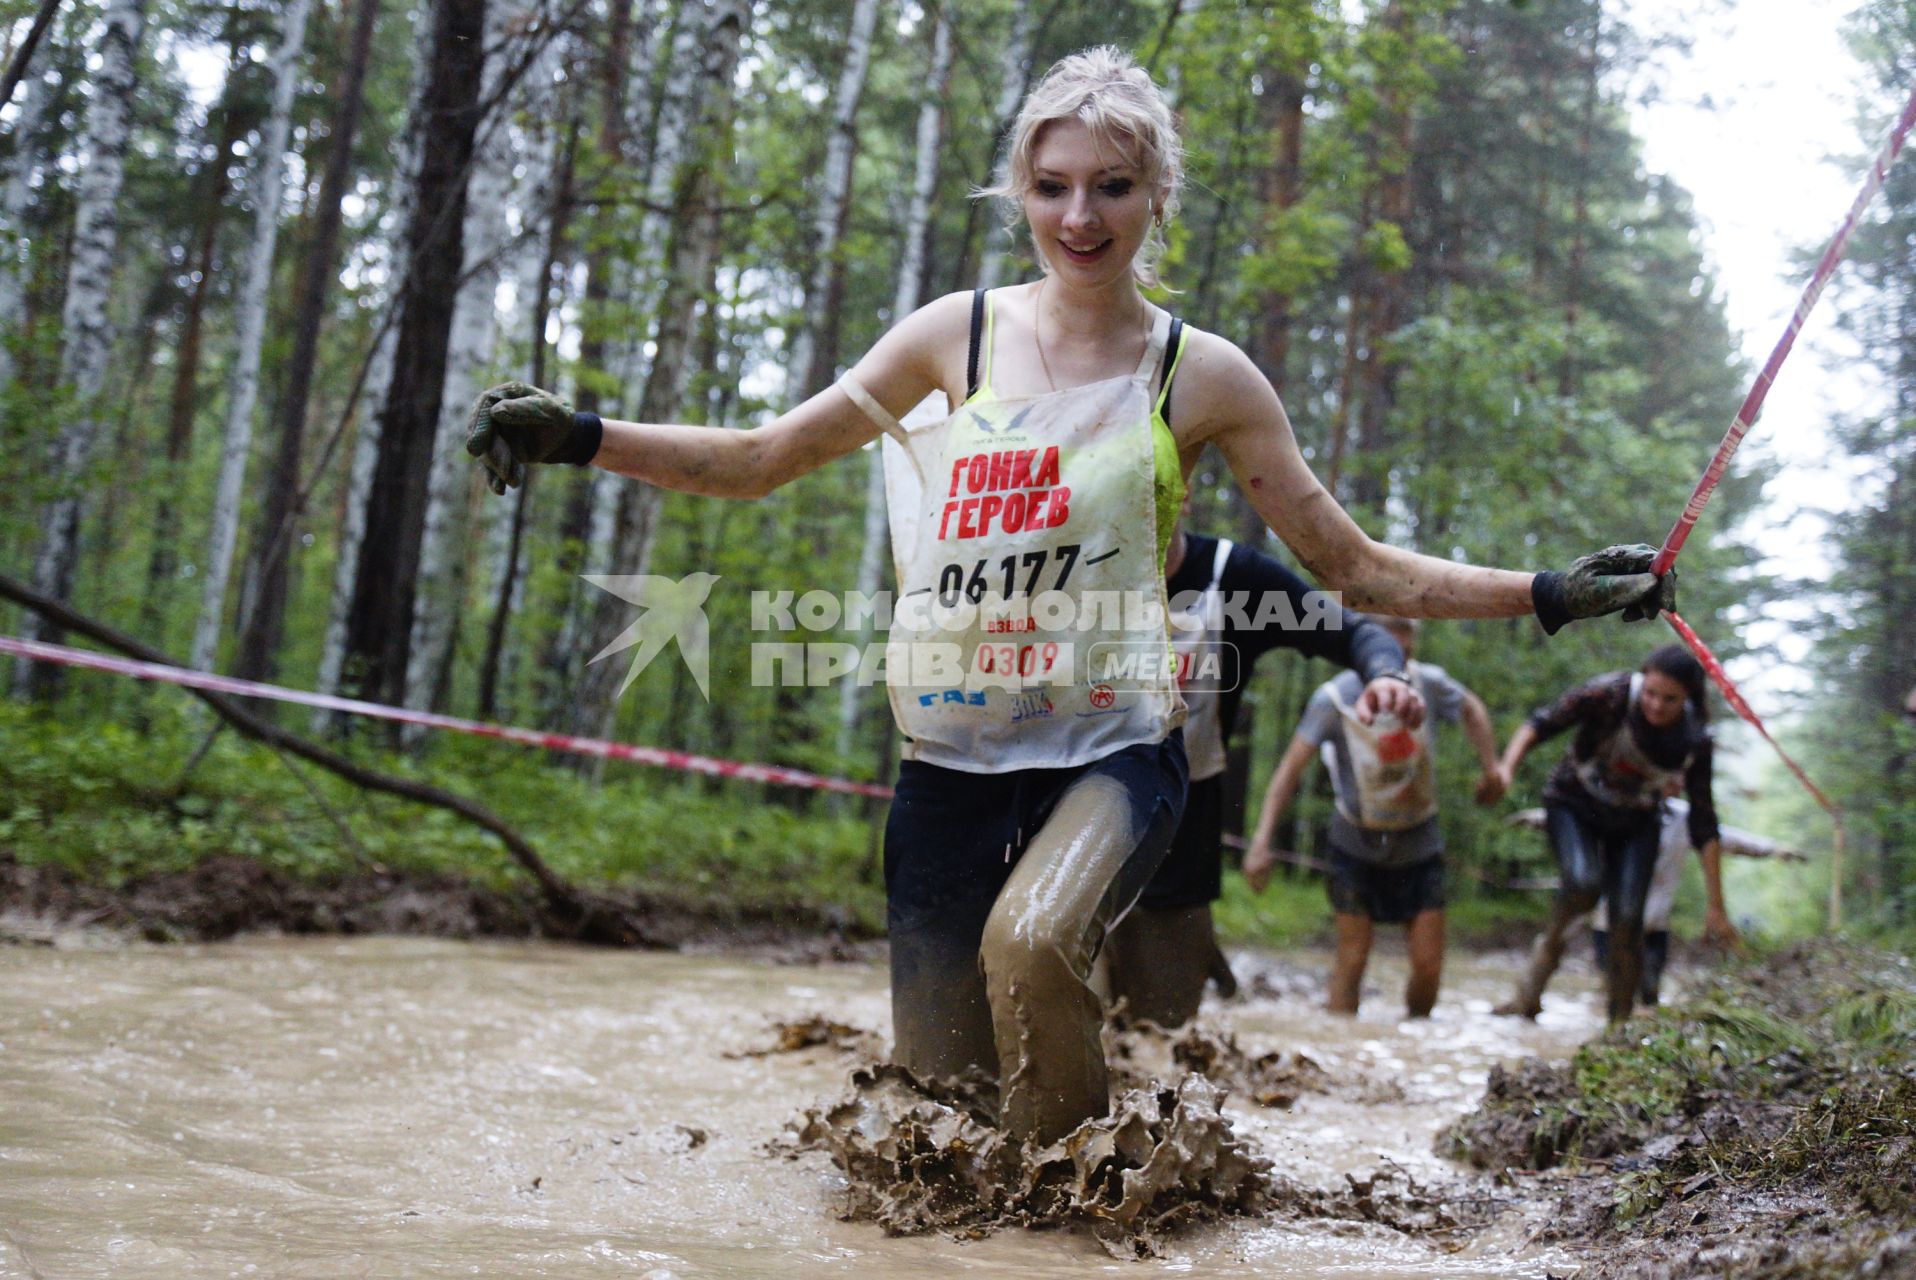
[937,544,1081,607]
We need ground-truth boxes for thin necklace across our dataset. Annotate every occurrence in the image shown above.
[1034,276,1061,392]
[1033,276,1150,393]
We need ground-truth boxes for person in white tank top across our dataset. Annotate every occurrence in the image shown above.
[465,49,1680,1146]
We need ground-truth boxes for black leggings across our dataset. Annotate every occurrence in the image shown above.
[1547,804,1660,1021]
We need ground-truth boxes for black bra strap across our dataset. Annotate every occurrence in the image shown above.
[966,288,986,400]
[1157,317,1185,427]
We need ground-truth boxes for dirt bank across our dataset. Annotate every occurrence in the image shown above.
[0,850,880,955]
[1442,940,1916,1279]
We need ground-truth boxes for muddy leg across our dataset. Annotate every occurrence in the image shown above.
[1498,805,1603,1018]
[1328,913,1372,1015]
[1602,823,1658,1024]
[883,762,1007,1082]
[1104,903,1214,1028]
[890,917,998,1081]
[981,771,1179,1146]
[1639,931,1669,1006]
[1405,908,1444,1018]
[1497,895,1595,1018]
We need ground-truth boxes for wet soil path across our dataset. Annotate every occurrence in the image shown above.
[0,937,1608,1278]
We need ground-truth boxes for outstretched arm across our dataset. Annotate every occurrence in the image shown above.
[1460,689,1507,804]
[1496,721,1541,795]
[1696,837,1739,947]
[1244,734,1317,893]
[1173,334,1665,626]
[468,291,969,500]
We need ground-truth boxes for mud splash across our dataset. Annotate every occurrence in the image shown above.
[729,1014,884,1059]
[789,1064,1270,1256]
[1108,1021,1329,1110]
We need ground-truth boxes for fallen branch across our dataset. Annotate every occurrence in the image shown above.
[0,572,651,945]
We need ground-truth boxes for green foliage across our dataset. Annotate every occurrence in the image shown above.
[0,698,885,928]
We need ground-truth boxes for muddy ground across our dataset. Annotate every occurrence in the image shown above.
[0,849,879,957]
[5,854,1910,1275]
[1443,941,1916,1278]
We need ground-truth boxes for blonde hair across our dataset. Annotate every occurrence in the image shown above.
[977,46,1184,289]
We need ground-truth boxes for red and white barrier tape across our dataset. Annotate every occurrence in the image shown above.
[0,635,895,800]
[1660,611,1836,815]
[1660,610,1846,925]
[1652,84,1916,577]
[1634,88,1916,927]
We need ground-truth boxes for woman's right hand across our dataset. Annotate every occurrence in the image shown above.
[1243,841,1277,894]
[465,380,600,494]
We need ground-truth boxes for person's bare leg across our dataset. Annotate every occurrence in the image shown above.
[1405,908,1445,1018]
[1328,913,1372,1015]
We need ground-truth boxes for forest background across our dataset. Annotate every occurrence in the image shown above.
[0,0,1908,947]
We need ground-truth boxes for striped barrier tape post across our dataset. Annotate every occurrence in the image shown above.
[1652,83,1916,577]
[0,635,896,800]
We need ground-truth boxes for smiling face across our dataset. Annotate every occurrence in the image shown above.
[1022,117,1160,290]
[1638,670,1690,729]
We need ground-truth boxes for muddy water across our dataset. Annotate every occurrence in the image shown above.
[0,937,1603,1278]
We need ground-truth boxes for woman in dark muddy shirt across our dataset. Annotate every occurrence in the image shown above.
[1493,644,1733,1023]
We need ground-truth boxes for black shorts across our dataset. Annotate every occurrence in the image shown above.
[1326,852,1445,924]
[883,732,1189,949]
[1138,772,1224,909]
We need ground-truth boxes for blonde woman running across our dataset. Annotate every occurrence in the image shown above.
[466,47,1669,1145]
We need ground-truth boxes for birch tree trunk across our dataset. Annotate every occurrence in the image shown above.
[338,0,491,712]
[570,0,748,745]
[836,3,951,762]
[783,0,882,405]
[234,0,383,684]
[0,41,54,390]
[14,0,146,700]
[139,73,253,643]
[402,0,529,727]
[539,10,677,723]
[545,3,702,725]
[975,0,1036,292]
[189,0,315,673]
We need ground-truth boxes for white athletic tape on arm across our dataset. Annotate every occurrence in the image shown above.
[838,376,910,447]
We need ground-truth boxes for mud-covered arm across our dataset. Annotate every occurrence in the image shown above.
[471,291,968,500]
[1224,546,1403,680]
[1525,674,1625,745]
[589,294,963,499]
[1696,832,1738,946]
[1244,733,1319,894]
[1186,340,1535,618]
[1683,736,1721,850]
[1178,334,1663,626]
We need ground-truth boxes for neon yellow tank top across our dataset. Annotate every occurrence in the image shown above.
[964,291,1188,569]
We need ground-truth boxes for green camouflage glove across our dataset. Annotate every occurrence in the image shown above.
[1532,543,1673,635]
[464,380,602,495]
